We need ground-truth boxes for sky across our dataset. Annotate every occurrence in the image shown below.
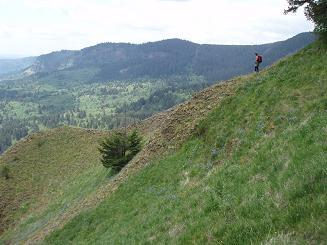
[0,0,314,57]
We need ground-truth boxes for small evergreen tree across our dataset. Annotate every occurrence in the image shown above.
[99,130,142,172]
[128,130,142,156]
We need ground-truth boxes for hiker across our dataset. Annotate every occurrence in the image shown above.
[255,53,262,72]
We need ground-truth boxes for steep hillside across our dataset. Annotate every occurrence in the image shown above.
[1,40,326,244]
[44,40,326,244]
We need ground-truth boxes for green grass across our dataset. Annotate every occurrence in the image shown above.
[0,127,110,243]
[5,167,108,244]
[44,41,327,244]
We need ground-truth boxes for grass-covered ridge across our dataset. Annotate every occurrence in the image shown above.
[45,41,327,244]
[0,127,109,242]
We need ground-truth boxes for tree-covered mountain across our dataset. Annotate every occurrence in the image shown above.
[25,32,316,82]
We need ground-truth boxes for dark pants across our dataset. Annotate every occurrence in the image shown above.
[255,62,260,72]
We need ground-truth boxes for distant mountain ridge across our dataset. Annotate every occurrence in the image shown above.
[24,32,317,83]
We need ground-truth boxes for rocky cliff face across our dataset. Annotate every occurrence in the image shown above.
[25,50,76,74]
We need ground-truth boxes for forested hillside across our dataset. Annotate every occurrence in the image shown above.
[0,75,206,154]
[25,32,316,82]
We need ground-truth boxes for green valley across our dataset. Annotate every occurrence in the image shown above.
[0,33,316,154]
[0,74,205,154]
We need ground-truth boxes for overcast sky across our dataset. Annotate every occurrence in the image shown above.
[0,0,314,57]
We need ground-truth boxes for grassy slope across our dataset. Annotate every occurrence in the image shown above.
[0,76,234,244]
[0,127,109,243]
[45,41,327,244]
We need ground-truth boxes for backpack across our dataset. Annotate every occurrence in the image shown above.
[258,55,263,63]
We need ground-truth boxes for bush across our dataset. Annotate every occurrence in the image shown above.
[99,130,142,172]
[1,165,10,179]
[128,130,142,155]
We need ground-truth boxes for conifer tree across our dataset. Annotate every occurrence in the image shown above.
[99,130,142,172]
[284,0,327,38]
[128,130,142,156]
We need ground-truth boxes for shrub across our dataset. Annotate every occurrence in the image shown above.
[99,130,142,172]
[128,130,142,155]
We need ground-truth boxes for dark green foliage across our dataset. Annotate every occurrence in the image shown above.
[285,0,327,38]
[99,131,142,172]
[0,118,30,154]
[99,132,127,170]
[128,130,142,156]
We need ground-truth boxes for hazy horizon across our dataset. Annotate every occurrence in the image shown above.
[0,31,314,59]
[1,0,314,57]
